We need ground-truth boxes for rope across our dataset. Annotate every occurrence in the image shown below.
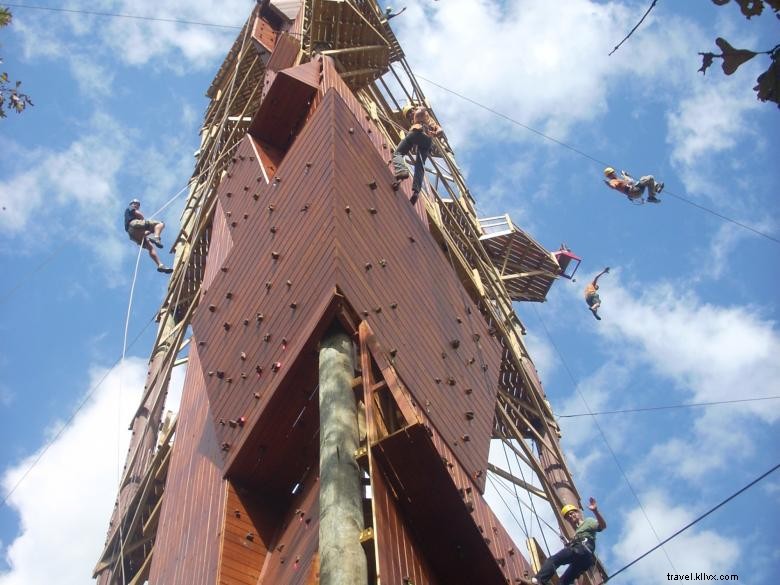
[0,313,157,509]
[605,462,780,582]
[558,395,780,418]
[416,75,780,247]
[531,305,678,572]
[115,242,143,585]
[3,2,242,29]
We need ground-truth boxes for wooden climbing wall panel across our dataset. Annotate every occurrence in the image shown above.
[147,345,226,585]
[191,86,504,492]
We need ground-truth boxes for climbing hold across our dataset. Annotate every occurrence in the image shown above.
[300,204,309,212]
[243,319,249,326]
[234,509,241,518]
[368,207,378,214]
[434,377,441,384]
[226,191,233,197]
[228,419,237,428]
[240,372,247,379]
[243,185,249,191]
[290,302,297,309]
[446,377,456,386]
[221,442,231,452]
[389,348,398,357]
[254,392,261,399]
[481,364,488,372]
[441,352,447,359]
[264,333,272,342]
[223,322,231,331]
[226,292,233,300]
[271,251,280,260]
[221,266,229,273]
[456,317,463,324]
[467,357,475,365]
[374,307,382,313]
[273,176,281,184]
[265,281,272,290]
[390,302,398,309]
[198,340,207,346]
[345,205,351,213]
[208,371,214,376]
[268,204,275,212]
[238,416,246,426]
[255,365,263,375]
[246,532,254,541]
[349,127,355,134]
[365,262,373,271]
[226,377,233,383]
[240,351,247,360]
[305,161,312,168]
[472,333,480,342]
[286,280,292,287]
[362,310,369,317]
[272,362,281,372]
[231,221,238,227]
[450,339,460,349]
[465,411,475,420]
[226,211,232,217]
[378,259,387,267]
[256,313,264,322]
[243,213,249,219]
[270,226,277,233]
[464,388,473,395]
[408,236,415,243]
[208,304,216,312]
[252,193,260,201]
[368,181,378,190]
[462,434,470,442]
[219,419,226,425]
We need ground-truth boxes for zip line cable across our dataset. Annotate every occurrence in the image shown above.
[3,2,242,29]
[416,75,780,246]
[605,462,780,582]
[531,305,678,572]
[0,312,157,509]
[5,4,777,245]
[558,394,780,418]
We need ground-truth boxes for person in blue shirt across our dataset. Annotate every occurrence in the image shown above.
[532,497,607,585]
[124,199,173,274]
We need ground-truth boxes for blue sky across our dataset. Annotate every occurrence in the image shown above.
[1,1,778,583]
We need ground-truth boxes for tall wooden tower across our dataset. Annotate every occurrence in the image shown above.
[94,2,604,584]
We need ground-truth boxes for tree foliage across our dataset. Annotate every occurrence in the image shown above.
[1,6,33,118]
[699,0,780,109]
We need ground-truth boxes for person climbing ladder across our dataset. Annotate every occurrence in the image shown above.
[603,167,663,203]
[392,103,445,205]
[124,199,173,274]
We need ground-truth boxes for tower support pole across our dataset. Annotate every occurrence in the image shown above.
[318,328,367,585]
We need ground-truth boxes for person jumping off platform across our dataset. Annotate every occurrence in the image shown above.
[584,267,609,320]
[531,497,607,585]
[124,199,173,274]
[603,167,663,203]
[392,103,444,205]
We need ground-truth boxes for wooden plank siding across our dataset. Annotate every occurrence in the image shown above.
[147,345,226,585]
[192,87,503,492]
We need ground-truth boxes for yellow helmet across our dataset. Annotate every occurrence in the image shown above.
[604,167,616,177]
[561,504,578,517]
[402,103,416,118]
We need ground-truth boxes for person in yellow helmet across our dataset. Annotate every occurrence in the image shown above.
[603,166,663,203]
[392,103,445,205]
[531,497,607,585]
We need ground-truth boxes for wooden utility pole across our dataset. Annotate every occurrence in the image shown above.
[319,328,368,585]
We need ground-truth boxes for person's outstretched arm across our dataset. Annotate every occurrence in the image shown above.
[588,497,607,530]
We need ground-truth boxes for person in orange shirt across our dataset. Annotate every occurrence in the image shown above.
[584,267,609,320]
[603,167,663,203]
[392,103,445,205]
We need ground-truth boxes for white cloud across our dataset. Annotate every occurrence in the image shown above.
[587,275,780,481]
[0,359,145,585]
[666,73,761,201]
[0,356,186,585]
[0,112,192,284]
[395,0,705,146]
[612,490,740,585]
